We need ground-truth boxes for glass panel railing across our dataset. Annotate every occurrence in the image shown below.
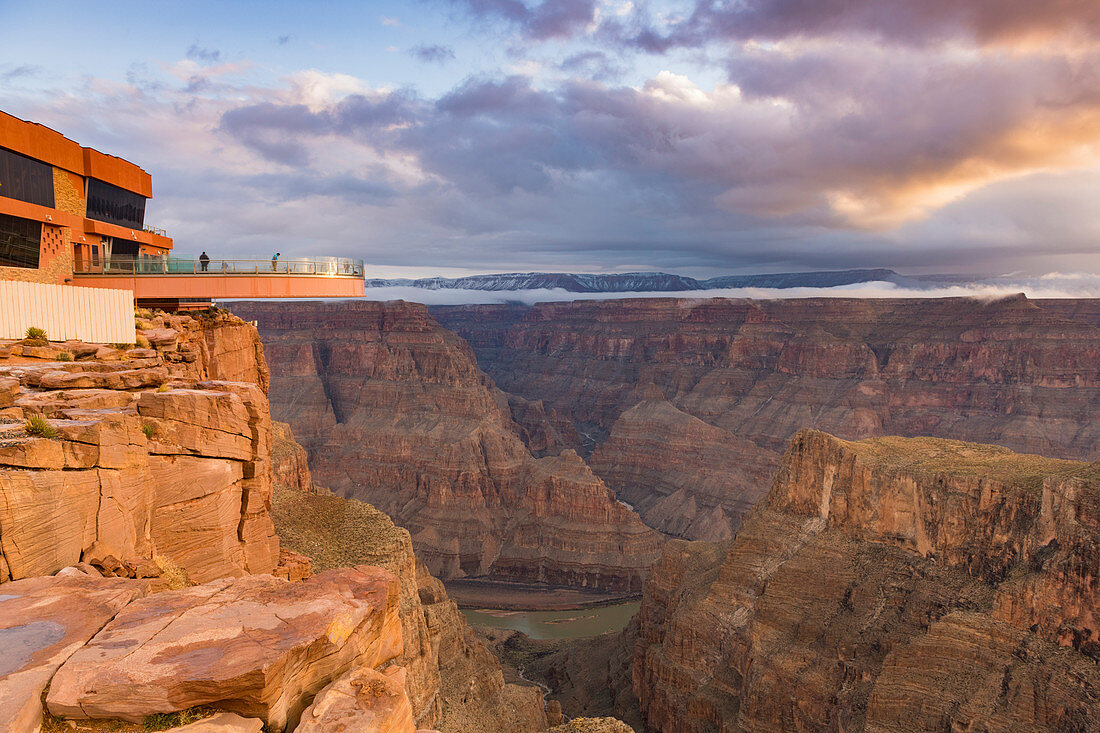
[74,257,365,277]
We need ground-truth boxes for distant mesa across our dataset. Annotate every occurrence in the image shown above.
[365,268,911,293]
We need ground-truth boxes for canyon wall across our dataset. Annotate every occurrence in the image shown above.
[0,311,281,584]
[230,299,662,593]
[631,429,1100,732]
[434,295,1100,539]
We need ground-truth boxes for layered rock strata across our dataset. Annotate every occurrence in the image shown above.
[271,483,549,732]
[0,314,280,584]
[434,296,1100,539]
[632,430,1100,732]
[230,299,661,592]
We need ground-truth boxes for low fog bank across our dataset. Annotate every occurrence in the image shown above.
[360,273,1100,306]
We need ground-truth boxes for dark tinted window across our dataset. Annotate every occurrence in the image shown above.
[0,213,41,269]
[0,146,55,208]
[87,178,146,229]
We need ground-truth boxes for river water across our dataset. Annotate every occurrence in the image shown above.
[460,601,640,640]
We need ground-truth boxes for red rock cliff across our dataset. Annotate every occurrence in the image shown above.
[631,429,1100,732]
[229,299,663,593]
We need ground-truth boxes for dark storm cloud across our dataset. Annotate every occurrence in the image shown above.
[217,46,1100,230]
[659,0,1100,47]
[410,44,456,64]
[455,0,1100,49]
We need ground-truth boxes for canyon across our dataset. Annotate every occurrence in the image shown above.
[434,295,1100,539]
[4,292,1099,732]
[229,299,663,593]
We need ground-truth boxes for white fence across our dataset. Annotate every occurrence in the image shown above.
[0,280,134,343]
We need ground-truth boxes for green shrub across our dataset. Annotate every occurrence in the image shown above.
[142,423,157,440]
[24,326,46,341]
[56,351,73,362]
[24,414,57,439]
[136,334,151,349]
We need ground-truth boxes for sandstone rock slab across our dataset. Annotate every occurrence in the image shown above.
[0,574,146,733]
[295,665,415,733]
[47,566,403,732]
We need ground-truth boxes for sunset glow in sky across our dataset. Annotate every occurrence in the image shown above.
[2,0,1098,277]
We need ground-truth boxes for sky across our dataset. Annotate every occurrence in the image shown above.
[1,0,1098,278]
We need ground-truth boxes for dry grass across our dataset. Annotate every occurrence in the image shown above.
[153,554,191,590]
[41,707,217,732]
[135,335,151,349]
[271,484,407,572]
[835,433,1099,493]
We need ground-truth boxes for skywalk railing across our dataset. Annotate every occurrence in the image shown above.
[74,256,365,277]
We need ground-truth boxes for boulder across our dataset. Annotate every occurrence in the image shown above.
[47,566,403,732]
[295,665,416,733]
[142,327,180,348]
[20,345,60,359]
[0,574,146,733]
[0,376,18,407]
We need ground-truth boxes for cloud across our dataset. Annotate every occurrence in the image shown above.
[0,64,42,82]
[338,272,1100,306]
[464,0,1100,49]
[410,44,456,64]
[380,16,401,27]
[453,0,599,40]
[186,44,222,64]
[559,51,625,81]
[8,4,1100,278]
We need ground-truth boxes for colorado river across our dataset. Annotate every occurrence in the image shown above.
[461,601,640,640]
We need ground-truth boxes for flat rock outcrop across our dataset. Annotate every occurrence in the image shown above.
[230,300,661,593]
[47,566,401,731]
[0,574,147,733]
[631,430,1100,732]
[271,483,549,732]
[434,296,1100,539]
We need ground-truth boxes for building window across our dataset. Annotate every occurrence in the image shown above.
[86,178,146,229]
[0,146,55,208]
[0,213,41,269]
